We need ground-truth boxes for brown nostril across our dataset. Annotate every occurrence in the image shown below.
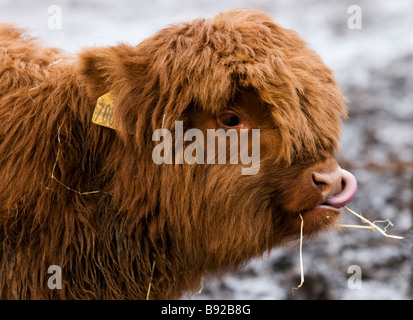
[311,170,343,200]
[312,172,331,187]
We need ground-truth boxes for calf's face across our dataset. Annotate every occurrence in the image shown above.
[180,90,357,263]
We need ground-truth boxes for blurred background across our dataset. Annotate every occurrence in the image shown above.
[1,0,412,300]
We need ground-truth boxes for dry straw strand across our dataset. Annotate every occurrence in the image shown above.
[146,261,156,300]
[292,213,304,295]
[49,58,63,67]
[191,280,205,299]
[337,206,403,240]
[46,125,113,196]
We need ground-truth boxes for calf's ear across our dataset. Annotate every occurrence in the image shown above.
[77,44,148,101]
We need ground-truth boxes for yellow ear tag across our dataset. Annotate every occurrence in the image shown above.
[92,92,116,130]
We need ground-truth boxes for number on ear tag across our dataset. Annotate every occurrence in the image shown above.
[92,92,116,130]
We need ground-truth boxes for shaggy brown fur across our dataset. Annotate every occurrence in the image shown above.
[0,9,348,299]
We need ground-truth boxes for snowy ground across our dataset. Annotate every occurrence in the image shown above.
[1,0,412,300]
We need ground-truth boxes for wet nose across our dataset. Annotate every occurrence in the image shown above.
[312,168,343,201]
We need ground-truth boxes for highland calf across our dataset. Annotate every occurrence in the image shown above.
[0,9,357,299]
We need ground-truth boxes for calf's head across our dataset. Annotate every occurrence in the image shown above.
[78,9,357,292]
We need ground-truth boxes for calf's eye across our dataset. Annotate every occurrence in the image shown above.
[217,111,242,128]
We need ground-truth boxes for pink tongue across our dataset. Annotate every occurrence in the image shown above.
[325,169,358,208]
